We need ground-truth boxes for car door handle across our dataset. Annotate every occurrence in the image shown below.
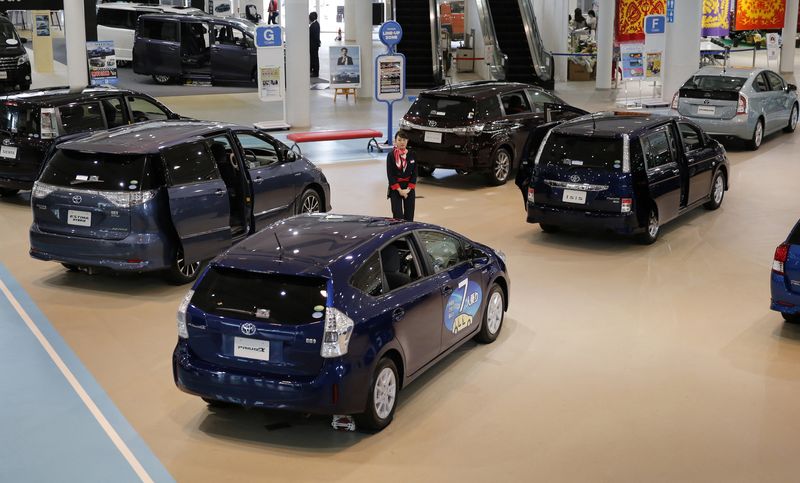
[392,308,405,321]
[442,286,453,296]
[253,176,264,184]
[214,189,225,196]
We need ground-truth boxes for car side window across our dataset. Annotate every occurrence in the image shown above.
[753,73,769,93]
[765,71,785,91]
[501,91,532,115]
[214,25,250,47]
[140,19,178,42]
[477,98,502,120]
[58,102,106,134]
[417,230,467,274]
[678,123,703,152]
[641,129,675,169]
[127,96,171,122]
[163,141,220,185]
[378,237,421,291]
[350,252,384,297]
[235,133,279,169]
[526,89,557,113]
[100,97,128,129]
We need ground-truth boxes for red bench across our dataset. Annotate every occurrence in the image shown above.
[286,129,383,155]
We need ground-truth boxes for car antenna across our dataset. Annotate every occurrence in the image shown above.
[274,232,283,259]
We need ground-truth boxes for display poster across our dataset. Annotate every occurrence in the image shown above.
[259,66,281,101]
[766,33,780,61]
[620,43,645,80]
[40,108,56,138]
[86,41,118,86]
[702,0,731,37]
[329,45,361,88]
[643,15,665,80]
[615,0,666,43]
[376,54,404,102]
[734,0,786,31]
[212,0,233,17]
[35,14,50,37]
[645,52,662,78]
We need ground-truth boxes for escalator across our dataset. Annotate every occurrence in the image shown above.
[395,0,444,88]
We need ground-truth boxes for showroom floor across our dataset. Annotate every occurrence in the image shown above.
[3,49,800,481]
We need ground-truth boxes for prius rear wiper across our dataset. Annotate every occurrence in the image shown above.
[216,307,256,316]
[70,179,105,185]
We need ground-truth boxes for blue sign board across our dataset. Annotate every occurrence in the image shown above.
[379,21,403,49]
[645,15,665,34]
[666,0,675,23]
[255,26,282,48]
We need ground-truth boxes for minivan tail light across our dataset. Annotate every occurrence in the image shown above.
[737,94,747,115]
[773,244,789,275]
[622,134,631,173]
[671,92,679,110]
[104,189,157,208]
[177,289,194,339]
[32,181,57,199]
[321,307,354,358]
[533,130,553,166]
[621,198,632,213]
[527,187,535,203]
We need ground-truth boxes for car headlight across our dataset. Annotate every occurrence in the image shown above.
[17,53,29,66]
[176,290,194,339]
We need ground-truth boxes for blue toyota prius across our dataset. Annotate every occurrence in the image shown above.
[771,219,800,324]
[173,214,510,431]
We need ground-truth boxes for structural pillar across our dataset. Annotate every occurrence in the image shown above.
[345,0,357,41]
[64,0,88,88]
[356,0,373,99]
[780,0,799,73]
[595,0,614,89]
[662,0,702,103]
[286,0,311,127]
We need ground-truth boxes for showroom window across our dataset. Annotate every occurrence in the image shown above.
[163,141,219,185]
[140,18,178,42]
[417,231,466,274]
[127,96,170,122]
[350,253,384,297]
[58,102,106,135]
[235,133,278,168]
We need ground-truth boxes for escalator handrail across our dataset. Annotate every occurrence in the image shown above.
[474,0,507,80]
[517,0,553,82]
[429,0,444,84]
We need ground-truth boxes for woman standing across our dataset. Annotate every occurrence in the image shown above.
[386,131,417,221]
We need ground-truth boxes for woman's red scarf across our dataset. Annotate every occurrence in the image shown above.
[394,148,408,171]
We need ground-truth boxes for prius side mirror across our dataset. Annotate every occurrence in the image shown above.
[20,37,28,44]
[282,148,298,162]
[787,83,797,92]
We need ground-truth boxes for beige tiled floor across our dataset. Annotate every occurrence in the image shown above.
[3,59,800,482]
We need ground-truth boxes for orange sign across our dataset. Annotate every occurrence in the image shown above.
[616,0,666,43]
[734,0,786,30]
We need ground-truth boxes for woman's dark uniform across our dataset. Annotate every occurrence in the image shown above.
[386,147,417,221]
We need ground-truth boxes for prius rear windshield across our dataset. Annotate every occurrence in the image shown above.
[0,104,39,136]
[681,76,747,92]
[409,95,479,120]
[789,222,800,245]
[39,150,161,190]
[193,267,328,325]
[539,134,623,170]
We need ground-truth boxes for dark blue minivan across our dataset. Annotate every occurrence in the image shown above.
[770,220,800,323]
[29,121,330,283]
[173,214,510,431]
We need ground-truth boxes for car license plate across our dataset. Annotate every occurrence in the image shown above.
[424,131,442,143]
[562,189,587,204]
[0,146,17,159]
[697,105,716,116]
[67,210,91,227]
[0,72,7,80]
[233,336,270,361]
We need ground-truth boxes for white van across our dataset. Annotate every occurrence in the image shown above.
[97,3,202,62]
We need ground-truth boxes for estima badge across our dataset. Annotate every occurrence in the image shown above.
[72,195,82,204]
[240,322,257,336]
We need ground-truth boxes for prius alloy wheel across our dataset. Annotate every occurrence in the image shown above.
[749,119,764,150]
[355,358,399,432]
[489,148,511,186]
[166,247,201,285]
[297,188,322,215]
[785,104,798,133]
[476,284,505,343]
[704,172,726,210]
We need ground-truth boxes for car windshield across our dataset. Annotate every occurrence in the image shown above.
[409,95,478,121]
[681,75,747,92]
[0,23,18,44]
[539,134,623,170]
[39,150,157,191]
[192,267,328,325]
[0,103,39,135]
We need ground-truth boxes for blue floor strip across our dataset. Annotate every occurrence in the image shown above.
[0,264,173,483]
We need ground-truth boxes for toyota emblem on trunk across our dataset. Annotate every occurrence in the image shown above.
[428,120,437,127]
[569,174,581,183]
[72,195,82,204]
[240,322,257,336]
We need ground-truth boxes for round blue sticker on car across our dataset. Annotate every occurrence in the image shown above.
[444,278,482,335]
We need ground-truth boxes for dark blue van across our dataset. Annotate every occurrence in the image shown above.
[771,220,800,323]
[173,214,510,431]
[525,112,730,244]
[29,120,330,283]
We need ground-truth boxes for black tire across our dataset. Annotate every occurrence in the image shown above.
[152,74,173,85]
[354,358,399,432]
[487,148,511,186]
[539,223,560,233]
[703,171,725,210]
[202,397,235,408]
[61,263,79,272]
[19,83,31,92]
[296,188,322,215]
[784,103,798,133]
[164,247,201,285]
[418,165,435,177]
[748,119,764,150]
[782,313,800,324]
[475,284,504,344]
[0,188,19,197]
[637,207,660,245]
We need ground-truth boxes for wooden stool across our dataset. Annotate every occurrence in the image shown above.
[334,87,356,103]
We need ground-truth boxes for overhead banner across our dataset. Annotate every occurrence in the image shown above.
[616,0,666,43]
[734,0,786,31]
[702,0,731,37]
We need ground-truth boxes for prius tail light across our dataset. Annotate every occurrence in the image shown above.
[321,307,354,358]
[773,244,789,275]
[737,94,748,115]
[621,198,632,213]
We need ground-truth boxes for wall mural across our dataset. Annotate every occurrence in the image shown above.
[702,0,731,37]
[734,0,786,30]
[615,0,666,43]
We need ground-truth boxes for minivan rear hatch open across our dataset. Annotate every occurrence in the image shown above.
[186,266,329,378]
[32,149,157,240]
[677,75,746,120]
[534,133,632,213]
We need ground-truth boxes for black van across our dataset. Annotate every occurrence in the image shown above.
[0,86,180,196]
[0,15,31,92]
[133,14,257,85]
[525,112,730,244]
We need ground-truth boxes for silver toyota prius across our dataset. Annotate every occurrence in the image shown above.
[672,67,798,150]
